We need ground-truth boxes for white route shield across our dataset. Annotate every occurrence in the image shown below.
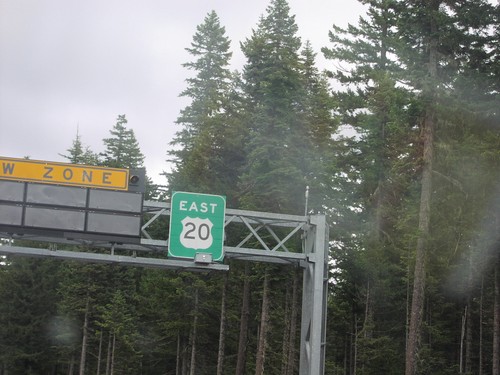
[179,216,214,250]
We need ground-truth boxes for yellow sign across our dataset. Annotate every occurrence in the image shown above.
[0,157,129,190]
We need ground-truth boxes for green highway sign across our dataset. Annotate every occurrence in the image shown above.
[168,191,226,262]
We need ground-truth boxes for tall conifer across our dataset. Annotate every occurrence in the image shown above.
[168,10,245,202]
[240,0,310,214]
[102,114,144,168]
[323,0,499,373]
[60,129,100,165]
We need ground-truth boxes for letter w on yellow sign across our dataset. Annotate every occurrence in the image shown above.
[0,157,129,190]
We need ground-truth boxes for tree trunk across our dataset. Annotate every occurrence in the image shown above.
[405,98,435,375]
[465,277,473,373]
[461,252,473,375]
[189,287,199,375]
[236,264,251,375]
[460,305,466,374]
[404,3,438,372]
[176,333,181,375]
[105,332,112,375]
[373,5,390,241]
[96,331,103,375]
[286,269,300,375]
[479,277,484,375]
[68,356,75,375]
[363,282,372,339]
[110,332,116,375]
[216,274,228,375]
[361,281,372,373]
[182,337,189,375]
[344,336,348,375]
[493,255,500,375]
[281,283,291,375]
[353,313,358,375]
[176,334,189,375]
[79,296,90,375]
[255,270,270,375]
[406,248,411,357]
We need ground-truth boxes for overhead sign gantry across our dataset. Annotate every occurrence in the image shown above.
[0,156,328,375]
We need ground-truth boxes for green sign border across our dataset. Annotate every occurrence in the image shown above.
[168,191,226,262]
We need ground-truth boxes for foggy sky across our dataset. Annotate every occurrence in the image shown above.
[0,0,366,184]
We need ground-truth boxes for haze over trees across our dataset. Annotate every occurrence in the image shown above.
[0,0,499,374]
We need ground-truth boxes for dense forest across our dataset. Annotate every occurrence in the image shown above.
[1,0,499,374]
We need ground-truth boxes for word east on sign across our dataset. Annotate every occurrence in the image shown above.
[168,192,226,262]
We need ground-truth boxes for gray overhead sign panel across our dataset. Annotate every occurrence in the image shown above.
[0,181,24,226]
[0,180,24,201]
[25,207,86,231]
[0,180,143,244]
[27,184,87,207]
[87,212,142,236]
[0,204,23,226]
[89,189,142,213]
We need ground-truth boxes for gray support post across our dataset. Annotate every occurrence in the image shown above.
[300,214,329,375]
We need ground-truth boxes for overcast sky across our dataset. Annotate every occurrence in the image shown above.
[0,0,366,184]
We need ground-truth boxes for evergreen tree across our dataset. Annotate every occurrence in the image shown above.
[57,262,142,374]
[60,129,100,165]
[323,0,499,373]
[0,257,61,373]
[163,12,249,373]
[393,2,497,373]
[322,3,415,372]
[240,0,311,215]
[237,1,330,373]
[102,114,144,168]
[168,10,245,204]
[100,114,160,199]
[299,41,338,213]
[97,289,141,373]
[55,116,148,373]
